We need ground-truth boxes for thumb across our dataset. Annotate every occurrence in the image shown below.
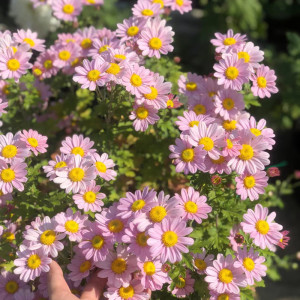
[81,271,107,300]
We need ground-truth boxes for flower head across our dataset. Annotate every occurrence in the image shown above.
[19,129,48,156]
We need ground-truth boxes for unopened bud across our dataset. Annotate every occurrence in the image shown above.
[162,263,171,273]
[267,167,280,177]
[174,56,181,64]
[211,175,222,185]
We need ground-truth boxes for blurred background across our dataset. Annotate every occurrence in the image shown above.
[1,0,300,298]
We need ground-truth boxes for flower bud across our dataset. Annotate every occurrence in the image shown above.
[267,167,280,177]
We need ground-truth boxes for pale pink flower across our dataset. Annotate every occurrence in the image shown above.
[52,43,81,69]
[56,33,78,44]
[90,152,117,181]
[108,46,140,66]
[277,230,290,249]
[13,29,45,52]
[132,1,161,19]
[0,271,27,300]
[19,129,48,156]
[74,26,98,56]
[166,93,183,109]
[241,204,283,251]
[228,224,245,252]
[222,134,242,158]
[168,0,192,14]
[0,98,8,117]
[209,291,241,300]
[188,95,215,116]
[178,72,202,100]
[169,270,194,298]
[36,49,59,79]
[43,154,70,181]
[199,77,220,99]
[30,0,50,8]
[82,0,104,5]
[191,248,214,275]
[203,155,231,174]
[87,37,120,59]
[52,0,83,22]
[116,17,147,43]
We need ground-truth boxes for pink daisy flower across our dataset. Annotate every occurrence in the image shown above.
[191,248,214,275]
[234,247,267,286]
[87,37,120,59]
[43,154,70,181]
[228,224,245,252]
[122,65,152,97]
[0,48,32,82]
[132,1,161,19]
[82,0,104,6]
[0,159,27,194]
[54,208,89,242]
[74,26,98,56]
[205,254,246,294]
[169,136,206,174]
[13,29,45,52]
[241,204,283,251]
[73,57,111,90]
[116,17,147,43]
[188,95,216,116]
[235,170,268,201]
[36,49,59,79]
[52,0,83,22]
[19,129,48,156]
[52,43,81,69]
[178,72,202,100]
[1,221,17,243]
[222,134,242,158]
[90,152,117,181]
[214,54,250,91]
[250,64,278,98]
[147,217,194,263]
[129,102,160,132]
[174,187,212,224]
[108,46,140,66]
[209,291,241,300]
[96,244,138,288]
[14,247,52,282]
[169,270,194,298]
[0,98,8,117]
[166,93,183,109]
[168,0,192,15]
[199,77,220,99]
[30,0,50,8]
[278,230,290,249]
[72,181,105,212]
[203,155,231,174]
[211,29,247,54]
[0,271,27,300]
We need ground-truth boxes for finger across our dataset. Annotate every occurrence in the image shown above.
[81,272,107,300]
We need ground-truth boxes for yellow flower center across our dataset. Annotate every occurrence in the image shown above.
[226,139,233,149]
[243,257,255,271]
[55,161,67,169]
[58,50,71,61]
[99,45,109,53]
[95,161,107,173]
[211,156,225,165]
[142,9,154,16]
[136,232,149,247]
[144,87,158,100]
[131,199,146,211]
[108,219,124,233]
[149,37,162,50]
[218,268,233,284]
[119,285,134,299]
[65,220,79,233]
[33,68,43,76]
[199,137,214,151]
[106,63,121,75]
[130,74,142,87]
[255,220,269,235]
[166,99,174,107]
[80,261,91,273]
[114,54,127,60]
[136,107,149,120]
[5,281,19,294]
[243,175,256,188]
[87,70,101,82]
[91,235,104,249]
[218,294,230,300]
[250,128,261,136]
[27,254,41,269]
[186,82,197,91]
[7,59,20,71]
[80,38,92,49]
[223,37,236,46]
[195,258,207,271]
[71,57,80,67]
[223,120,237,131]
[68,168,85,182]
[44,60,53,70]
[23,38,35,47]
[149,206,167,222]
[27,137,38,148]
[111,258,127,274]
[3,232,15,242]
[189,120,199,127]
[184,201,198,213]
[2,84,10,95]
[40,230,56,245]
[127,26,139,37]
[257,76,267,88]
[162,231,178,247]
[193,104,206,115]
[225,66,239,80]
[63,4,75,14]
[1,168,15,182]
[239,144,254,160]
[83,191,96,203]
[176,0,184,6]
[176,277,186,288]
[143,261,156,276]
[181,148,194,162]
[238,51,250,63]
[209,91,216,97]
[2,145,18,158]
[153,0,164,8]
[222,98,235,110]
[71,146,85,157]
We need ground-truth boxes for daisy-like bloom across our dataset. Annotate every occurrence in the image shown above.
[250,64,278,98]
[0,159,27,194]
[214,54,250,91]
[88,37,120,59]
[96,244,138,288]
[222,134,242,158]
[74,26,98,56]
[188,95,215,116]
[214,88,245,120]
[82,0,104,6]
[0,132,30,163]
[228,224,245,252]
[23,216,65,258]
[147,217,194,263]
[227,132,270,175]
[0,98,8,117]
[1,221,17,243]
[199,77,220,99]
[129,102,160,132]
[108,46,140,66]
[104,279,150,300]
[54,155,96,193]
[56,33,78,45]
[78,222,114,263]
[30,0,50,8]
[235,170,268,201]
[209,291,241,300]
[203,155,232,174]
[189,121,226,160]
[169,270,195,298]
[0,48,32,82]
[68,253,93,287]
[43,154,70,181]
[137,17,174,59]
[241,204,283,251]
[278,230,290,249]
[122,64,152,97]
[205,254,246,294]
[52,43,81,69]
[14,247,52,282]
[36,49,59,79]
[73,57,111,90]
[73,181,105,212]
[136,73,172,109]
[55,208,89,242]
[90,152,117,181]
[13,29,45,52]
[132,1,161,19]
[211,29,247,54]
[166,93,183,109]
[19,129,48,156]
[168,0,192,14]
[234,247,267,286]
[116,17,147,43]
[0,271,27,300]
[175,187,212,224]
[178,72,202,100]
[169,136,206,174]
[191,248,214,275]
[137,259,170,291]
[52,0,83,22]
